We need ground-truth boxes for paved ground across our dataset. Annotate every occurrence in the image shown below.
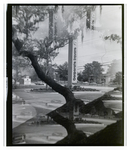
[12,85,122,144]
[13,119,111,144]
[12,104,37,128]
[13,114,117,144]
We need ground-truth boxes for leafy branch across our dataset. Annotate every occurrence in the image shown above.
[104,34,122,44]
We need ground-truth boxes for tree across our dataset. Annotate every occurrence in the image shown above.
[56,62,68,81]
[10,5,123,145]
[77,71,84,82]
[113,71,122,86]
[104,34,122,44]
[81,61,104,83]
[107,59,122,80]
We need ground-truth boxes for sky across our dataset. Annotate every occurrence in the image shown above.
[32,5,122,73]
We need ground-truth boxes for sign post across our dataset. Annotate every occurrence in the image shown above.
[68,38,78,88]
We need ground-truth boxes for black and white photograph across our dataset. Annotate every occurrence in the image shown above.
[7,4,124,146]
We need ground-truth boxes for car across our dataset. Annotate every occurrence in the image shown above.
[83,81,89,84]
[35,81,44,85]
[73,85,81,90]
[89,82,97,85]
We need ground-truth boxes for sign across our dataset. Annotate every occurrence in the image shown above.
[68,38,78,87]
[72,39,78,83]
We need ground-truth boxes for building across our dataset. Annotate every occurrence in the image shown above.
[20,76,31,85]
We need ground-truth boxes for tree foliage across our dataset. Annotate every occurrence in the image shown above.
[107,59,122,78]
[77,72,84,81]
[12,6,48,38]
[78,61,104,83]
[113,71,122,85]
[104,34,122,44]
[56,62,68,81]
